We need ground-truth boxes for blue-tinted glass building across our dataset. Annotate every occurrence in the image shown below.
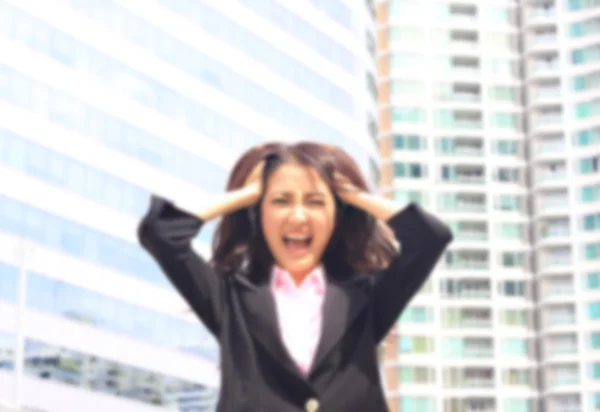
[0,1,378,410]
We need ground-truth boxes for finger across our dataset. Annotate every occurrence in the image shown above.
[245,160,265,184]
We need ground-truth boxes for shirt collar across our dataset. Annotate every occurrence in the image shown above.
[271,265,326,295]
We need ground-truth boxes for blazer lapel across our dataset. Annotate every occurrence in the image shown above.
[234,274,305,380]
[310,275,371,375]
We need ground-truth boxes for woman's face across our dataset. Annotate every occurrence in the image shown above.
[260,162,336,282]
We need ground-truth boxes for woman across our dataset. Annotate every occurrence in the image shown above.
[138,142,452,412]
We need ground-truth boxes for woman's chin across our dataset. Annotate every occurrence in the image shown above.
[280,260,318,276]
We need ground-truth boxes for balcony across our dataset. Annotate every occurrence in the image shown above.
[445,399,495,412]
[446,262,489,270]
[537,169,567,184]
[449,65,480,77]
[441,279,491,299]
[538,196,569,211]
[546,344,577,357]
[538,88,561,99]
[445,368,495,389]
[439,92,481,104]
[530,6,556,20]
[439,137,485,157]
[464,347,494,358]
[532,59,559,75]
[544,278,575,297]
[447,5,477,25]
[441,200,486,213]
[456,203,485,213]
[434,30,479,53]
[441,166,486,185]
[444,309,493,329]
[531,33,558,47]
[456,231,488,241]
[446,258,489,270]
[464,339,494,358]
[540,256,572,268]
[547,396,580,412]
[455,119,483,129]
[534,114,563,129]
[547,372,579,387]
[538,141,565,154]
[545,308,576,326]
[540,223,570,239]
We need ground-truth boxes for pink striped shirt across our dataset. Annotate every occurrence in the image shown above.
[271,265,326,376]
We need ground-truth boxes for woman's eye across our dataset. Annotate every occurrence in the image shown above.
[272,198,287,204]
[309,199,325,206]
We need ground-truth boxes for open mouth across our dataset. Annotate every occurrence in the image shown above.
[282,235,313,256]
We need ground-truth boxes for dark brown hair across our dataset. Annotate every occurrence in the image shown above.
[210,142,397,282]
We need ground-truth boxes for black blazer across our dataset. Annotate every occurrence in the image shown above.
[137,196,452,412]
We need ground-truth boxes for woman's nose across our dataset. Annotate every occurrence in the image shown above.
[289,205,308,221]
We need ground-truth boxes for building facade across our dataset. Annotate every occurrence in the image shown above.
[377,0,600,411]
[0,1,377,411]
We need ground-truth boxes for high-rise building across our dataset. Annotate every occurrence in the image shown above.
[377,1,600,411]
[0,1,377,411]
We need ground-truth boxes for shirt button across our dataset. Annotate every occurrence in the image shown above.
[305,398,319,412]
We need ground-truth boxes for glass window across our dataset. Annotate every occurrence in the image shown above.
[575,127,600,146]
[390,53,424,71]
[484,33,516,51]
[401,397,435,412]
[156,0,355,108]
[389,27,425,44]
[504,399,531,412]
[0,262,19,302]
[482,7,513,25]
[495,139,519,154]
[6,3,354,151]
[503,339,528,356]
[1,68,229,191]
[389,1,423,18]
[591,332,600,349]
[400,307,433,323]
[394,135,425,150]
[585,243,600,260]
[0,331,14,371]
[0,195,168,286]
[24,271,218,359]
[391,80,426,98]
[21,338,218,408]
[501,252,525,268]
[394,162,426,178]
[590,303,600,319]
[392,107,426,123]
[394,190,425,205]
[588,273,600,289]
[444,338,464,357]
[492,113,519,129]
[568,0,600,11]
[571,44,600,65]
[491,86,519,102]
[496,223,523,239]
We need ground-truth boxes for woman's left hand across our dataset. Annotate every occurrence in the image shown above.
[333,171,361,204]
[333,171,398,221]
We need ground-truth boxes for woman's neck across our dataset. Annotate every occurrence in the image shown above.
[276,265,321,287]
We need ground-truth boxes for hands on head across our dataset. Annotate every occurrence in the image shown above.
[196,142,396,223]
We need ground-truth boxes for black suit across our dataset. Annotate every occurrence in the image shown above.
[137,196,452,412]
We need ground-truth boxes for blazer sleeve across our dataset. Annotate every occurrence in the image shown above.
[372,203,453,342]
[137,195,225,337]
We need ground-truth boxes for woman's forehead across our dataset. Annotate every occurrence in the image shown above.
[266,163,330,191]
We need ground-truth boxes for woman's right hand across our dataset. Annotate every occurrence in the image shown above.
[195,161,264,222]
[241,160,264,207]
